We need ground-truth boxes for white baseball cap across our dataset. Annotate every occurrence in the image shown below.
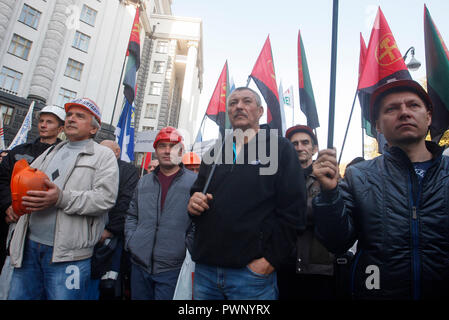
[37,105,66,122]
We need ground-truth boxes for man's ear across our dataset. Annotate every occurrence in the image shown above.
[257,106,264,119]
[312,144,319,156]
[375,119,382,134]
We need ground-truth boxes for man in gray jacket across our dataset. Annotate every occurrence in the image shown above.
[8,98,119,300]
[125,126,196,300]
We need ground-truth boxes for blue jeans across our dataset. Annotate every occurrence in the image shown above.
[130,263,180,300]
[193,263,278,300]
[8,239,94,300]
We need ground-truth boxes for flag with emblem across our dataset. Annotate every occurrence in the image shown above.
[424,5,449,142]
[205,61,230,137]
[115,97,135,162]
[298,30,319,129]
[249,35,282,131]
[358,33,375,138]
[358,7,411,137]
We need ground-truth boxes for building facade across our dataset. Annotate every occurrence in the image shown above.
[0,0,203,162]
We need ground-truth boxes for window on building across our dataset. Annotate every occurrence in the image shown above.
[142,126,154,131]
[18,4,41,29]
[8,34,32,60]
[64,58,84,81]
[80,5,97,26]
[144,103,158,119]
[156,40,169,54]
[0,67,23,93]
[73,31,90,52]
[149,82,162,95]
[57,88,77,107]
[152,61,165,74]
[1,105,14,125]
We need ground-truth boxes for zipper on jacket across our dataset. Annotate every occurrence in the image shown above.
[408,173,421,300]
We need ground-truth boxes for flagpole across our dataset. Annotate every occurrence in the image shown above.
[327,0,339,149]
[361,115,365,158]
[192,115,206,152]
[246,76,251,87]
[109,55,128,129]
[338,89,358,164]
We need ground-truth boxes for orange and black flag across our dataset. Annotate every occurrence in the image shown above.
[298,30,319,130]
[424,5,449,142]
[205,61,230,137]
[250,35,282,132]
[358,7,411,137]
[123,8,141,105]
[358,33,375,138]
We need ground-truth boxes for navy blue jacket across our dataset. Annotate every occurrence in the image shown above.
[313,141,449,299]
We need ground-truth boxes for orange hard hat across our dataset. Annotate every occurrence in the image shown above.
[182,152,201,166]
[10,159,49,216]
[153,126,183,149]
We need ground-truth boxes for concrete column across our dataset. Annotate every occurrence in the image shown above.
[27,0,75,103]
[178,40,198,143]
[0,0,15,47]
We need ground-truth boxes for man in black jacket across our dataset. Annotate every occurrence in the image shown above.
[0,105,65,269]
[313,79,449,299]
[188,87,306,300]
[278,125,336,300]
[89,140,139,299]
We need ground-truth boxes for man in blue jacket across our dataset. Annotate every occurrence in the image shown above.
[313,79,449,299]
[125,127,197,300]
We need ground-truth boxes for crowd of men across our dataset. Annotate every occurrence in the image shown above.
[0,78,448,300]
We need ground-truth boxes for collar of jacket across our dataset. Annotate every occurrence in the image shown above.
[152,163,185,178]
[51,138,95,156]
[385,140,443,168]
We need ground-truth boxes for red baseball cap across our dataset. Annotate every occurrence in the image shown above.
[369,79,433,123]
[285,125,318,145]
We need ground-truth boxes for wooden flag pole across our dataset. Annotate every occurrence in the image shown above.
[327,0,339,149]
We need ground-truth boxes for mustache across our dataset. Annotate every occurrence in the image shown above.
[233,112,247,118]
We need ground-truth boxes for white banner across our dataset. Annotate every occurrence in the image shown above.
[8,101,34,150]
[134,130,158,153]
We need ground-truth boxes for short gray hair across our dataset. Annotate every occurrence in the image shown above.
[90,116,100,138]
[227,87,262,107]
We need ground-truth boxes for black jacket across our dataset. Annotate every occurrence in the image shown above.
[190,126,307,270]
[313,141,449,299]
[105,159,139,237]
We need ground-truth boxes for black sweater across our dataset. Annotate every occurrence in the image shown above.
[190,126,307,270]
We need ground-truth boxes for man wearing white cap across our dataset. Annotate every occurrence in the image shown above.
[8,98,119,300]
[0,105,65,272]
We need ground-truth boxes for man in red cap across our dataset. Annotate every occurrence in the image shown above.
[8,98,119,300]
[277,125,336,300]
[313,79,449,299]
[124,126,197,300]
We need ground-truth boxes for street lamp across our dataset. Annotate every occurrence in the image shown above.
[403,46,421,71]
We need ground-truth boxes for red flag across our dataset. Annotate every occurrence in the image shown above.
[205,61,229,136]
[358,7,411,136]
[358,33,368,82]
[250,36,282,131]
[141,152,152,170]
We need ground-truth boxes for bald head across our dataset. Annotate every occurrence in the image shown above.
[101,140,121,159]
